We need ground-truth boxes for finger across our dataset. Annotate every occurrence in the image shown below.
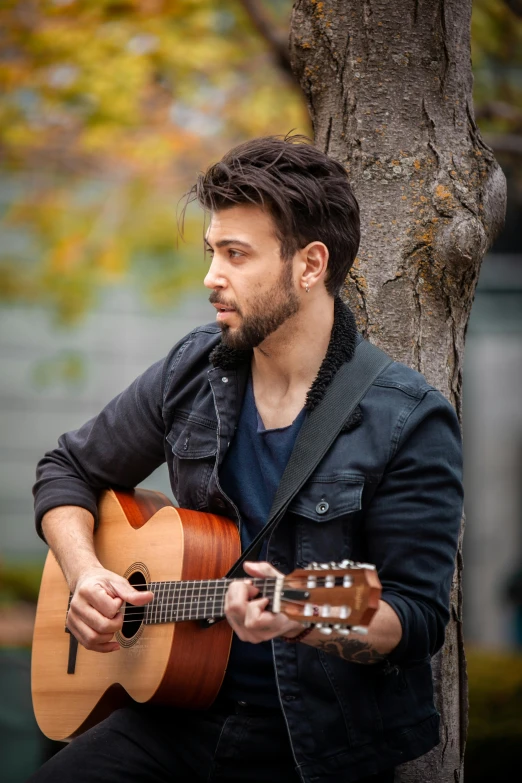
[75,581,124,619]
[67,616,120,653]
[102,577,154,607]
[78,578,152,619]
[69,601,123,635]
[243,561,282,579]
[225,580,257,613]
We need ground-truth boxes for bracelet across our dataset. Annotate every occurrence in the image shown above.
[281,624,315,643]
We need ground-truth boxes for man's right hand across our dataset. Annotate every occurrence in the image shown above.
[67,567,153,653]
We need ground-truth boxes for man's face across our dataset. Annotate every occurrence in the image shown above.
[203,204,300,351]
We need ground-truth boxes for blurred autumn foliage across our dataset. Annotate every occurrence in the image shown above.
[0,0,520,323]
[0,0,309,322]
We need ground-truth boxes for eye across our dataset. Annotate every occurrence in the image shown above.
[229,249,243,259]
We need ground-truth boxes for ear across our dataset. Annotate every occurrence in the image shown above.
[299,241,329,294]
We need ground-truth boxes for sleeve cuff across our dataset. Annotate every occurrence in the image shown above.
[34,479,99,542]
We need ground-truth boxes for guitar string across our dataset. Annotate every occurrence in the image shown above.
[117,583,351,624]
[119,587,279,622]
[118,577,348,617]
[118,577,348,614]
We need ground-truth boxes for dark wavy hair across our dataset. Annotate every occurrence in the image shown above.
[182,134,360,297]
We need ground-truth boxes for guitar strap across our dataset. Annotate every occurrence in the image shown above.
[225,339,393,579]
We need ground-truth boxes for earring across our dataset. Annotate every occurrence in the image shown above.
[305,283,310,294]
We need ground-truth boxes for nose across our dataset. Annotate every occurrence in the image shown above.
[203,255,226,291]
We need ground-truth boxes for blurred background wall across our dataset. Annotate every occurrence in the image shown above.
[0,1,521,781]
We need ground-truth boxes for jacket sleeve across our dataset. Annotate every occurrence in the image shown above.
[363,388,463,664]
[33,353,171,541]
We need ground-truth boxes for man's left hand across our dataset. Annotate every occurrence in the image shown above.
[225,561,303,643]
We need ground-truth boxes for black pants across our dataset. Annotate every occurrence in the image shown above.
[28,699,395,783]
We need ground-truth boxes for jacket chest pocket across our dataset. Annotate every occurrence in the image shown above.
[166,414,217,510]
[289,474,365,567]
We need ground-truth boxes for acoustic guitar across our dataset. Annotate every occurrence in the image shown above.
[31,488,381,742]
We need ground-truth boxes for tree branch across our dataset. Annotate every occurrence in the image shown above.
[504,0,522,18]
[238,0,297,83]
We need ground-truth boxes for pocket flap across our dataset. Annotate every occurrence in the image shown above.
[289,475,364,522]
[167,416,217,459]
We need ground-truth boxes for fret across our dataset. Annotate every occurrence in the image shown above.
[156,581,162,624]
[165,579,172,623]
[192,580,200,621]
[210,579,217,619]
[173,580,179,622]
[204,578,210,620]
[159,580,165,624]
[162,580,168,624]
[185,580,192,621]
[148,581,155,624]
[180,579,188,622]
[203,579,212,619]
[155,580,161,624]
[171,580,178,623]
[149,582,158,623]
[192,580,199,620]
[154,581,159,624]
[194,580,205,620]
[144,582,152,624]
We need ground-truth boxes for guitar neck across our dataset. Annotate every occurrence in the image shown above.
[142,577,278,624]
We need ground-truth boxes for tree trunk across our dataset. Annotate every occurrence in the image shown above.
[289,1,506,780]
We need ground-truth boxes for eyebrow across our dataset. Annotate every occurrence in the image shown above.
[204,238,254,250]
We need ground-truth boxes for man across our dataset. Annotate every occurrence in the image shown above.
[31,135,463,783]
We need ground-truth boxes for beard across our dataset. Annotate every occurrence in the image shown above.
[210,262,300,351]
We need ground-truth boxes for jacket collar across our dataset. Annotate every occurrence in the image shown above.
[209,296,358,411]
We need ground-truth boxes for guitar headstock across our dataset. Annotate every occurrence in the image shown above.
[277,560,381,635]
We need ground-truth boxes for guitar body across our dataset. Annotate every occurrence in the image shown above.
[31,489,240,742]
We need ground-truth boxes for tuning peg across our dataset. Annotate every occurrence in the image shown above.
[320,563,330,569]
[306,576,317,588]
[351,626,369,635]
[319,625,333,635]
[342,575,353,588]
[333,624,350,636]
[340,559,354,568]
[325,575,335,588]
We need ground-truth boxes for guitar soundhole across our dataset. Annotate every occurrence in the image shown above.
[120,570,148,640]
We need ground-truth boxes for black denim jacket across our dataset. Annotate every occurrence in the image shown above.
[33,300,463,783]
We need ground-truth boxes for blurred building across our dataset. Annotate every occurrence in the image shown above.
[0,289,209,562]
[463,256,522,649]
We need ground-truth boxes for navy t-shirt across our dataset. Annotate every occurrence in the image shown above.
[219,375,305,707]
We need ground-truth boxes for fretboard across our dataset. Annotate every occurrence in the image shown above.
[142,577,278,624]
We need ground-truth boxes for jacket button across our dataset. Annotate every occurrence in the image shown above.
[316,501,329,515]
[221,377,229,383]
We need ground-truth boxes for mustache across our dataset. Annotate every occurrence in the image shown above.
[208,291,241,313]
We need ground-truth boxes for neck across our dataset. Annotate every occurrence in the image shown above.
[251,293,335,399]
[208,294,358,413]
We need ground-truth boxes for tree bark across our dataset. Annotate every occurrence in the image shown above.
[289,1,506,781]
